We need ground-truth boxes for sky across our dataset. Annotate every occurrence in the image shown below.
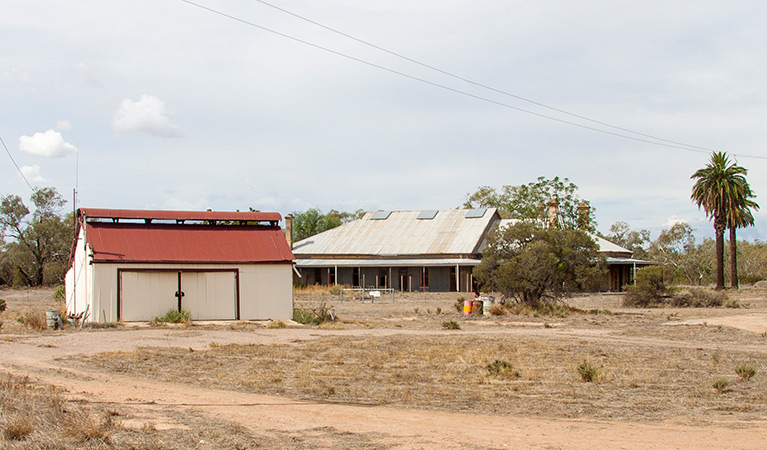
[2,0,766,242]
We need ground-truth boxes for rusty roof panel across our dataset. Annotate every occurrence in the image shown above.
[80,208,282,223]
[86,223,294,264]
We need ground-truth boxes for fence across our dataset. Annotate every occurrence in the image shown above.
[340,287,396,303]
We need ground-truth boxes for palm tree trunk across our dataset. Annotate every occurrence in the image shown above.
[729,227,738,289]
[714,219,725,290]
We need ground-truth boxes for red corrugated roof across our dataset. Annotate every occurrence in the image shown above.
[80,208,281,223]
[86,222,294,264]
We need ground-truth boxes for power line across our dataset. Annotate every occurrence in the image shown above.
[0,134,34,192]
[253,0,719,155]
[179,0,767,160]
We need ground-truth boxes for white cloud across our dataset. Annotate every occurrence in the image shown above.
[56,120,71,131]
[665,215,690,228]
[18,130,77,158]
[112,95,182,138]
[72,62,104,88]
[20,165,47,183]
[1,67,41,90]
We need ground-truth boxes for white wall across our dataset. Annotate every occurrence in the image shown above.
[80,262,292,323]
[64,228,93,321]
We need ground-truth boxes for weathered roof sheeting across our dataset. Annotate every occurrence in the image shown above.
[293,209,500,257]
[86,223,294,264]
[80,208,281,224]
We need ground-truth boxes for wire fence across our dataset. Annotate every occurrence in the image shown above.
[340,288,396,303]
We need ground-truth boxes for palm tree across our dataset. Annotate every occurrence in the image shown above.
[727,198,758,288]
[690,152,752,290]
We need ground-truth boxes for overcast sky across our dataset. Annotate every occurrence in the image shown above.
[2,0,765,241]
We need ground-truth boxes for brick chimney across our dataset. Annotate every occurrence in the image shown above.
[284,214,294,249]
[547,198,559,229]
[577,201,591,230]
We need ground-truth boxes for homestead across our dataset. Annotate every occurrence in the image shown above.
[65,208,294,323]
[292,207,653,292]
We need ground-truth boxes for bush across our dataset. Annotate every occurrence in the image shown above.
[486,359,519,378]
[713,376,729,393]
[0,298,6,313]
[442,320,460,330]
[267,320,286,329]
[623,266,673,307]
[487,303,506,316]
[671,288,726,308]
[18,310,48,331]
[454,296,465,312]
[328,285,342,296]
[735,363,757,381]
[152,309,191,324]
[292,302,335,325]
[53,285,65,301]
[577,359,602,382]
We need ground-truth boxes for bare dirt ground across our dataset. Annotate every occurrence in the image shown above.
[2,287,767,449]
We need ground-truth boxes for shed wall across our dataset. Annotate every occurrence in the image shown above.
[68,262,291,323]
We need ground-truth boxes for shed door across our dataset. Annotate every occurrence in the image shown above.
[120,270,238,322]
[181,271,237,320]
[120,271,178,321]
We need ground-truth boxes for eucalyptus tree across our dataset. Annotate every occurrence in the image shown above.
[690,152,753,290]
[727,198,758,288]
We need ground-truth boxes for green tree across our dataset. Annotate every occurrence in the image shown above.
[647,222,712,285]
[737,240,767,284]
[726,198,758,288]
[0,188,71,286]
[291,208,364,242]
[463,176,596,231]
[605,221,650,259]
[474,221,606,304]
[691,152,752,290]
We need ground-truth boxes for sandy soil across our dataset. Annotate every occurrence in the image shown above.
[2,288,767,449]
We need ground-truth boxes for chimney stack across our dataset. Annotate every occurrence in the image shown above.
[285,214,294,249]
[577,201,591,230]
[547,198,559,229]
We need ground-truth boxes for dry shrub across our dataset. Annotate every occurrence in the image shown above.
[293,302,335,325]
[3,415,33,440]
[713,376,730,393]
[498,300,576,317]
[0,298,6,313]
[623,266,673,307]
[486,359,519,378]
[61,409,113,444]
[441,320,460,330]
[735,363,757,381]
[577,359,602,382]
[17,310,48,331]
[487,303,506,316]
[267,320,286,329]
[671,288,726,308]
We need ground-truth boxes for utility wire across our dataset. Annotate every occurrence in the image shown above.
[253,0,718,155]
[0,134,34,192]
[180,0,767,160]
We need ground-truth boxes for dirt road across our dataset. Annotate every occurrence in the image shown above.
[2,325,766,449]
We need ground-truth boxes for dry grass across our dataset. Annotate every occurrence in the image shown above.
[80,329,767,423]
[0,373,336,449]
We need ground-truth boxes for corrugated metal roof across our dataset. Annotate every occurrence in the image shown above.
[292,209,500,257]
[86,222,294,264]
[80,208,282,223]
[296,258,481,268]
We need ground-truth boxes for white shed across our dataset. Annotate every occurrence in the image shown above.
[65,208,294,323]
